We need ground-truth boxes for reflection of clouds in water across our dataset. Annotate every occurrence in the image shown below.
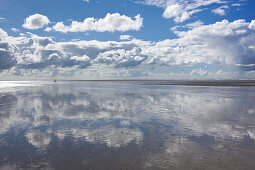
[0,163,52,170]
[0,93,30,134]
[143,137,189,169]
[56,126,143,148]
[25,130,51,149]
[0,83,255,151]
[0,164,17,170]
[248,109,255,114]
[207,123,249,140]
[120,120,131,126]
[247,130,255,140]
[165,137,187,157]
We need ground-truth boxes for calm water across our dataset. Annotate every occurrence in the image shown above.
[0,81,255,170]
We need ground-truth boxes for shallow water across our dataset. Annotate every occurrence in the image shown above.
[0,81,255,170]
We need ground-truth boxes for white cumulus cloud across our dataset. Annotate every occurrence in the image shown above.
[142,19,255,67]
[11,28,20,32]
[232,3,241,7]
[137,0,227,22]
[0,28,8,38]
[0,19,255,77]
[120,35,132,40]
[23,14,50,29]
[212,5,229,16]
[50,13,143,33]
[163,4,193,22]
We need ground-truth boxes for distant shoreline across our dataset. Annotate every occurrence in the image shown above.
[74,80,255,86]
[140,80,255,86]
[1,80,255,86]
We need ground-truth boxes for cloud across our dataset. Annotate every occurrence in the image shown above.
[163,4,182,19]
[0,47,17,70]
[22,14,50,29]
[249,20,255,30]
[70,55,90,62]
[136,0,226,22]
[190,68,208,76]
[11,28,20,32]
[212,8,225,16]
[135,0,167,8]
[0,30,150,70]
[184,20,204,28]
[50,13,143,33]
[231,3,241,7]
[137,0,225,9]
[144,19,255,67]
[0,29,17,70]
[82,0,90,2]
[171,20,203,31]
[0,19,255,75]
[212,5,229,16]
[0,28,8,38]
[120,35,132,40]
[163,4,191,23]
[95,47,147,67]
[44,27,52,32]
[0,17,6,22]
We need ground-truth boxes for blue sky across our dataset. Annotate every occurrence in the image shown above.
[0,0,255,79]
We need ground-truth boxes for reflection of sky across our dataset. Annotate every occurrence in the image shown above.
[0,81,255,169]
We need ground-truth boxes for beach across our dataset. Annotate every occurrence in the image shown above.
[0,81,255,169]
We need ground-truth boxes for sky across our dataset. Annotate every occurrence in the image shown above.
[0,0,255,80]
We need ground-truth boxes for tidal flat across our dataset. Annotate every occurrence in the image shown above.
[0,81,255,170]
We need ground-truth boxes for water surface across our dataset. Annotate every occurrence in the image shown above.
[0,81,255,170]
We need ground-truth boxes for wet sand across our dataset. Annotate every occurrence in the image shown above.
[0,81,255,169]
